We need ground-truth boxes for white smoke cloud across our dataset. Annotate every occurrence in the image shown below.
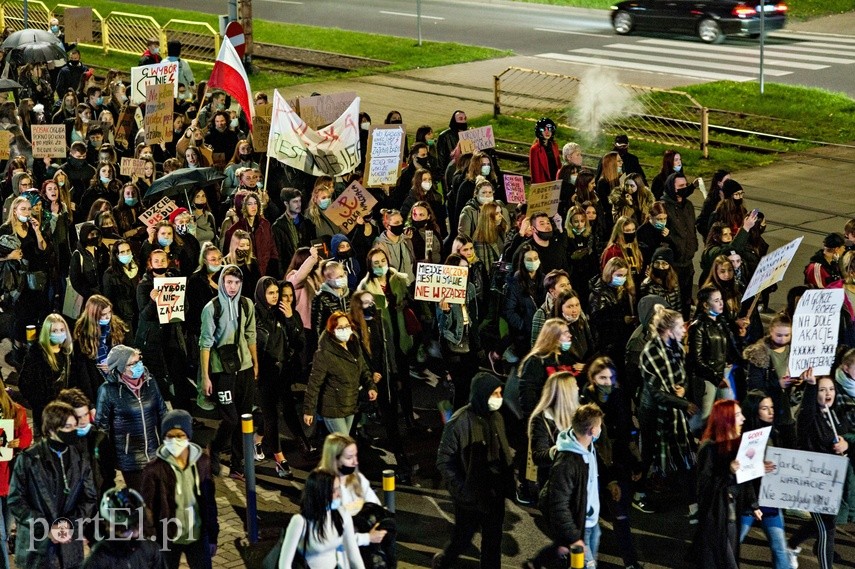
[570,66,642,142]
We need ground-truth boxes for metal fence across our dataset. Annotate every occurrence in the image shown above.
[54,3,104,50]
[102,12,159,58]
[494,66,710,158]
[162,19,219,66]
[1,0,51,31]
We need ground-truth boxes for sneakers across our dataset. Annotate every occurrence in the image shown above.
[431,552,446,569]
[625,564,645,569]
[632,497,654,514]
[254,442,265,462]
[208,451,221,476]
[229,468,246,482]
[488,351,503,375]
[688,511,699,525]
[515,482,536,505]
[786,546,801,569]
[275,459,294,480]
[196,393,215,411]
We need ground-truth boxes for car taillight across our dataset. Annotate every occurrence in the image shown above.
[775,3,788,12]
[732,4,757,17]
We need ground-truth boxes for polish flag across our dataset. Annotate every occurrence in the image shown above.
[207,38,254,131]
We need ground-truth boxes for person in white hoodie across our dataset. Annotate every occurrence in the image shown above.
[529,403,603,569]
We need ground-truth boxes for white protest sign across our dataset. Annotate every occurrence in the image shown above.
[153,276,187,324]
[742,236,803,301]
[759,447,848,515]
[504,174,526,204]
[735,426,772,484]
[414,263,469,305]
[130,61,179,105]
[268,90,360,177]
[789,288,844,376]
[143,83,174,145]
[31,125,66,158]
[526,180,561,217]
[138,197,178,228]
[323,181,378,233]
[458,125,495,150]
[366,125,405,187]
[0,419,12,461]
[296,91,358,129]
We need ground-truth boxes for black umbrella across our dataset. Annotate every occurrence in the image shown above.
[144,167,225,203]
[11,41,67,64]
[0,79,22,93]
[1,29,63,50]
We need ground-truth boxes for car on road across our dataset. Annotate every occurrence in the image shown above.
[611,0,787,44]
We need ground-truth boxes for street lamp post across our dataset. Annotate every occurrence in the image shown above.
[417,0,422,47]
[759,0,766,94]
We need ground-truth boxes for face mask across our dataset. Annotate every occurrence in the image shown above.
[673,164,682,172]
[207,263,221,273]
[597,384,613,401]
[194,201,206,210]
[421,181,432,191]
[129,360,145,379]
[235,250,249,260]
[564,313,579,324]
[118,253,133,265]
[124,197,138,207]
[334,327,352,342]
[480,165,491,177]
[151,267,167,276]
[88,236,100,246]
[571,227,583,236]
[536,229,553,241]
[361,122,370,131]
[76,423,92,437]
[330,498,342,510]
[570,174,578,185]
[339,464,356,476]
[230,118,239,129]
[560,340,572,352]
[363,305,376,319]
[373,265,388,277]
[51,25,59,33]
[16,214,28,224]
[591,431,600,443]
[477,195,493,205]
[58,181,65,187]
[733,198,743,206]
[426,139,435,146]
[389,224,405,236]
[158,237,172,247]
[610,275,627,287]
[456,121,468,131]
[708,308,721,317]
[653,221,666,230]
[623,232,636,243]
[69,60,80,66]
[100,176,111,184]
[164,437,190,457]
[152,47,160,55]
[616,166,622,174]
[99,317,110,326]
[337,249,352,259]
[49,332,67,345]
[215,103,225,111]
[524,259,540,273]
[96,96,104,106]
[332,277,348,289]
[412,219,428,229]
[57,430,78,445]
[487,397,503,412]
[319,198,331,210]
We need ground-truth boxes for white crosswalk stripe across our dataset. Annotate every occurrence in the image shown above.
[534,30,855,82]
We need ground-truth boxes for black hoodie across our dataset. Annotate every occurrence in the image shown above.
[70,223,109,300]
[436,109,468,177]
[662,173,698,266]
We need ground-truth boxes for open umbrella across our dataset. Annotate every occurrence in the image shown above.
[0,79,22,93]
[144,167,225,204]
[1,29,63,50]
[11,41,66,65]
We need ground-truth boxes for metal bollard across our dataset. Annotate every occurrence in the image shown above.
[382,469,396,513]
[570,544,584,568]
[241,413,258,543]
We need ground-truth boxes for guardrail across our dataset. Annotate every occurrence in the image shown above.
[493,66,710,158]
[53,3,104,50]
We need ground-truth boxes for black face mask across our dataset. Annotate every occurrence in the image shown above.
[239,153,251,161]
[412,219,428,229]
[623,232,636,244]
[87,236,100,246]
[455,121,468,131]
[388,119,402,125]
[151,267,168,276]
[732,198,743,206]
[536,229,553,242]
[389,224,405,236]
[57,430,78,446]
[69,60,81,66]
[339,464,357,475]
[337,250,352,259]
[652,267,670,281]
[363,305,376,319]
[194,202,206,209]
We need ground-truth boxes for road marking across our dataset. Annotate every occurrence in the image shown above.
[260,0,304,4]
[604,43,827,70]
[571,47,792,76]
[426,497,454,523]
[637,38,855,64]
[771,31,855,44]
[534,52,754,81]
[534,27,608,38]
[772,41,855,54]
[379,10,444,20]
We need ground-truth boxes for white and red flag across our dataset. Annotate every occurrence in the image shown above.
[207,38,254,131]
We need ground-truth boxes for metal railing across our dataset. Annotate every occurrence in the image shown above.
[53,4,105,50]
[494,66,710,158]
[1,0,51,31]
[162,19,219,66]
[102,12,160,58]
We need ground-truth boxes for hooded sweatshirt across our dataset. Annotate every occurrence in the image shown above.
[199,264,256,373]
[555,428,600,528]
[331,233,361,290]
[157,442,203,544]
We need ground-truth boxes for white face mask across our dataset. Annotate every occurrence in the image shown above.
[164,437,189,457]
[421,181,432,191]
[334,328,352,342]
[487,397,503,412]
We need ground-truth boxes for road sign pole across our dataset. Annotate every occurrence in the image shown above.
[759,0,766,94]
[23,0,28,27]
[228,0,238,23]
[417,0,422,47]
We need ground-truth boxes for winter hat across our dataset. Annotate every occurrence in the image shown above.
[106,345,137,373]
[721,179,743,199]
[824,233,845,249]
[469,372,502,415]
[638,295,667,329]
[614,134,629,148]
[161,409,193,439]
[651,246,674,265]
[168,207,189,225]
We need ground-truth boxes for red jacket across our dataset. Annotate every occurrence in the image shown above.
[529,140,561,184]
[0,404,33,496]
[223,216,278,275]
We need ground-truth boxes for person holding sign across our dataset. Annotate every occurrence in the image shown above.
[437,253,480,409]
[375,209,415,285]
[690,399,761,569]
[528,117,560,185]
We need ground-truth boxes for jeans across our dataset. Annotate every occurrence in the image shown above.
[739,510,789,569]
[322,415,354,436]
[584,523,600,568]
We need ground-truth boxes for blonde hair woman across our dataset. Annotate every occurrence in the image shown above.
[71,294,128,402]
[19,313,73,435]
[518,318,579,420]
[471,200,508,268]
[527,371,580,485]
[600,216,643,282]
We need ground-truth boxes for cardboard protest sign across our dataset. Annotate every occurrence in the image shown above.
[458,125,495,150]
[130,61,179,105]
[63,7,93,43]
[323,181,378,233]
[115,105,138,145]
[120,157,147,178]
[504,174,526,204]
[143,83,174,145]
[526,180,561,217]
[31,125,67,158]
[759,447,848,515]
[0,130,11,160]
[458,139,475,155]
[789,288,844,376]
[296,92,357,130]
[268,90,360,177]
[138,197,178,227]
[153,277,186,323]
[742,236,803,301]
[735,426,772,484]
[0,420,12,461]
[366,125,405,187]
[251,103,272,153]
[414,263,469,305]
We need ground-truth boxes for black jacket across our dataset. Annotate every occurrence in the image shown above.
[543,448,589,545]
[797,381,854,454]
[304,332,375,419]
[688,313,739,386]
[519,353,580,419]
[69,224,110,300]
[744,338,796,429]
[19,343,70,413]
[312,285,350,337]
[82,539,165,569]
[588,276,634,360]
[102,265,140,330]
[504,271,543,343]
[662,184,698,267]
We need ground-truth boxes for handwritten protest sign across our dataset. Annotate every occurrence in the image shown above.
[0,130,11,160]
[139,197,178,228]
[130,61,178,105]
[31,125,66,158]
[366,125,405,187]
[759,447,848,515]
[789,289,844,376]
[458,125,495,150]
[414,263,469,305]
[120,157,147,178]
[63,7,93,43]
[742,236,803,301]
[153,277,186,323]
[268,90,360,177]
[323,181,378,233]
[526,180,561,217]
[0,420,12,461]
[504,174,526,204]
[115,105,138,145]
[251,103,272,153]
[735,426,772,484]
[144,83,174,145]
[297,92,357,129]
[458,139,475,155]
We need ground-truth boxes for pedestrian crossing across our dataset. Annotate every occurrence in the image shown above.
[534,31,855,83]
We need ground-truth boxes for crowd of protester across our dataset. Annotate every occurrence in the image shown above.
[0,24,852,569]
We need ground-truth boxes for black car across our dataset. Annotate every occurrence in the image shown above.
[611,0,787,43]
